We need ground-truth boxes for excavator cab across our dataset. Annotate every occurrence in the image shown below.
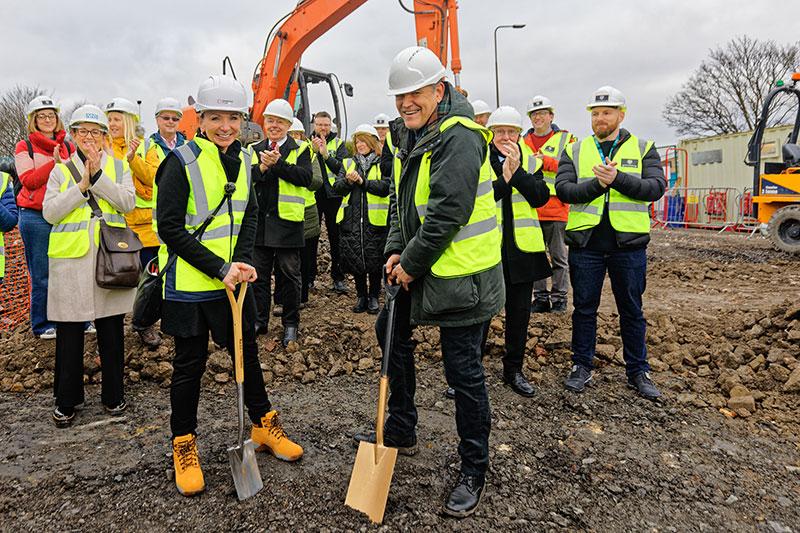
[746,71,800,253]
[292,66,352,137]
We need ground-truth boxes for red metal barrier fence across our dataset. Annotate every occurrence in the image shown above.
[0,228,31,331]
[651,187,761,232]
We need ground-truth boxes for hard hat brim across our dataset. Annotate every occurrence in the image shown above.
[386,71,447,96]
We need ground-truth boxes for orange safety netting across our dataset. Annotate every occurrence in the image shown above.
[1,228,31,331]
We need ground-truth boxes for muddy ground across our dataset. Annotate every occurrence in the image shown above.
[0,229,799,532]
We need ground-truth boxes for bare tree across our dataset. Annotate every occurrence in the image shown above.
[663,36,800,138]
[0,85,49,158]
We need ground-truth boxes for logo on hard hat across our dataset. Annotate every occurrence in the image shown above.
[107,102,114,109]
[86,113,99,119]
[596,94,609,102]
[217,98,234,104]
[533,100,542,106]
[42,99,53,105]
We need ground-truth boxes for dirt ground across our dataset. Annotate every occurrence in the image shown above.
[1,229,799,532]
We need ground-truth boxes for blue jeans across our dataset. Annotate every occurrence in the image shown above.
[18,208,54,335]
[377,289,491,476]
[568,246,650,378]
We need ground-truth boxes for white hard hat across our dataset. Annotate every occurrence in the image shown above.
[527,95,554,114]
[352,123,379,140]
[155,97,183,117]
[331,123,338,134]
[69,104,109,130]
[195,75,249,114]
[586,86,626,110]
[373,113,391,128]
[105,97,139,120]
[471,99,492,116]
[26,96,59,118]
[263,98,294,123]
[387,46,447,96]
[486,106,524,131]
[289,118,305,133]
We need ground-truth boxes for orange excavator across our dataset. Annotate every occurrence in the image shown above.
[178,0,463,142]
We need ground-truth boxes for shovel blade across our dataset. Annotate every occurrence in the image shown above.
[345,441,398,523]
[227,439,263,501]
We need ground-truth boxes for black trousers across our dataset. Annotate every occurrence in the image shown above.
[253,246,301,329]
[316,196,344,282]
[377,289,491,476]
[170,302,270,437]
[502,279,534,374]
[54,314,125,410]
[354,272,382,298]
[301,236,319,302]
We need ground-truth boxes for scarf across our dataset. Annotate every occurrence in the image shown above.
[354,152,379,175]
[28,130,71,159]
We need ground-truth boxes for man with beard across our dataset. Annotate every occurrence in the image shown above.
[555,86,666,400]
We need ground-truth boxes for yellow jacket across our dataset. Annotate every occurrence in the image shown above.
[111,136,159,247]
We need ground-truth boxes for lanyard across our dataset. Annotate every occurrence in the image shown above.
[593,134,620,164]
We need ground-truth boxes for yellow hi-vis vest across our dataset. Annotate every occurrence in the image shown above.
[0,171,9,274]
[133,137,167,209]
[495,141,546,253]
[535,130,575,194]
[565,134,653,234]
[48,156,129,259]
[385,130,402,183]
[336,158,389,226]
[409,116,501,278]
[154,137,251,297]
[295,141,316,208]
[321,137,344,186]
[250,140,307,222]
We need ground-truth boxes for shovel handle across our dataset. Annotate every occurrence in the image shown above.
[226,282,248,384]
[375,376,389,448]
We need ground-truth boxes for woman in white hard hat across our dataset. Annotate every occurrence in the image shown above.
[42,105,135,427]
[155,77,303,497]
[14,96,75,340]
[105,98,140,160]
[127,97,187,349]
[470,99,492,127]
[333,124,390,314]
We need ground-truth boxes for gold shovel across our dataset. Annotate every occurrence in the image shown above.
[226,282,263,501]
[345,283,400,523]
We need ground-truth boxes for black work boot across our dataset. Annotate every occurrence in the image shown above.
[530,300,551,313]
[551,301,568,314]
[628,371,662,400]
[443,472,486,518]
[564,364,593,393]
[352,431,418,456]
[351,297,368,313]
[367,296,380,315]
[282,326,298,347]
[503,370,536,398]
[332,280,348,294]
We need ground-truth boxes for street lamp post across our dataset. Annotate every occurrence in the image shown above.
[493,24,526,108]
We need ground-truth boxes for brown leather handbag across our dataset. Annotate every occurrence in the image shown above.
[65,160,143,289]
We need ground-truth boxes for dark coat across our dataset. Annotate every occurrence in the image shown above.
[251,136,313,248]
[554,128,666,249]
[385,83,505,327]
[333,156,390,275]
[313,133,350,199]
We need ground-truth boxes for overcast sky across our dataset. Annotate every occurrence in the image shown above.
[4,0,799,146]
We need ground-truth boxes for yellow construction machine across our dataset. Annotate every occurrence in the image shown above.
[746,71,800,253]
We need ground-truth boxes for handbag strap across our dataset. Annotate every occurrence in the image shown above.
[64,159,104,218]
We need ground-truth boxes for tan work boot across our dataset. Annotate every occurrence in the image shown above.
[251,410,304,462]
[172,434,205,496]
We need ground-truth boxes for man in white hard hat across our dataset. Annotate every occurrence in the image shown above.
[250,98,313,347]
[128,97,187,349]
[522,95,576,315]
[372,113,391,144]
[470,99,491,126]
[555,86,666,400]
[354,46,504,518]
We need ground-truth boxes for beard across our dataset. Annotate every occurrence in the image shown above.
[592,120,619,139]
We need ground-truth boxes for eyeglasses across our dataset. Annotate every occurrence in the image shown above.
[36,113,57,120]
[159,116,180,122]
[74,128,106,139]
[530,110,551,118]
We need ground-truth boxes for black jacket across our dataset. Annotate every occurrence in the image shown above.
[313,133,349,199]
[251,136,313,248]
[333,155,390,275]
[554,128,666,249]
[489,143,552,285]
[385,83,505,327]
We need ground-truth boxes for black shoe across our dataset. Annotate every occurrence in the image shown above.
[53,407,75,428]
[531,300,551,313]
[332,280,348,294]
[564,364,593,393]
[353,431,418,456]
[444,387,455,400]
[627,371,662,400]
[503,371,536,398]
[367,296,380,314]
[299,302,307,310]
[272,304,284,317]
[551,301,568,313]
[104,399,127,416]
[351,297,368,313]
[444,472,486,518]
[255,322,268,336]
[282,326,298,347]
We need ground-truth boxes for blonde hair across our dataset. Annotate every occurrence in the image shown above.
[107,111,139,146]
[27,112,65,135]
[353,133,381,155]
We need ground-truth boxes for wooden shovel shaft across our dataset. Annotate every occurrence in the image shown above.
[226,282,248,384]
[375,376,389,450]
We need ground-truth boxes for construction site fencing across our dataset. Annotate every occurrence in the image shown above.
[0,228,31,331]
[651,187,761,232]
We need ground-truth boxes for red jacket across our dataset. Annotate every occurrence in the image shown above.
[523,129,574,222]
[14,131,73,210]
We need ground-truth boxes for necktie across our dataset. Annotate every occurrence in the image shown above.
[270,141,277,151]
